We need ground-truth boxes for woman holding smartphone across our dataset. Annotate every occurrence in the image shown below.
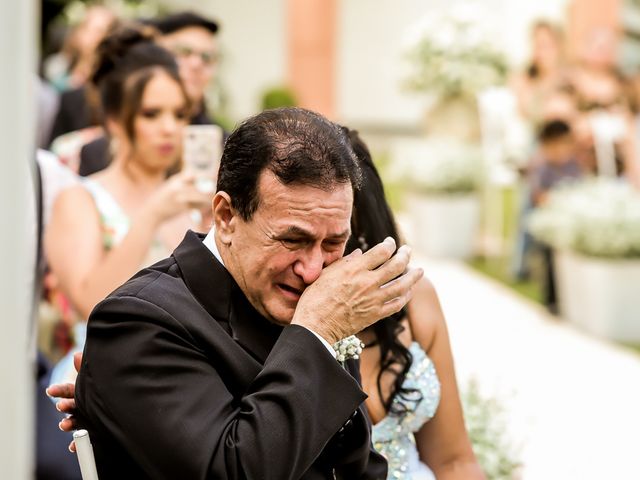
[45,25,212,380]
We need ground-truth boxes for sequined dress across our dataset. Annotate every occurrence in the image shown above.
[372,342,441,480]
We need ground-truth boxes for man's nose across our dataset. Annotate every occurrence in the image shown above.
[183,52,205,70]
[293,245,326,285]
[160,113,179,134]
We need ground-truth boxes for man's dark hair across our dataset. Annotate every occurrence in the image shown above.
[217,107,362,220]
[151,11,219,35]
[538,119,572,143]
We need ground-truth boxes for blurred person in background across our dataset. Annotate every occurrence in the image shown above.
[529,120,583,207]
[511,20,569,129]
[568,26,637,177]
[32,151,83,480]
[510,20,573,281]
[44,24,212,386]
[48,4,118,142]
[78,10,222,177]
[154,11,221,125]
[528,120,584,313]
[44,3,117,93]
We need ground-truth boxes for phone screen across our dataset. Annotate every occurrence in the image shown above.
[183,125,223,192]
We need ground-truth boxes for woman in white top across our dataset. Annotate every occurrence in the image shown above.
[46,25,211,335]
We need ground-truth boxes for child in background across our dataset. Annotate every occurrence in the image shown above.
[529,119,583,206]
[528,119,583,313]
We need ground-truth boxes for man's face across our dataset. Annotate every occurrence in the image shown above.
[160,26,218,104]
[220,171,353,325]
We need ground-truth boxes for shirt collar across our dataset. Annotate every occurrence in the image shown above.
[203,228,224,266]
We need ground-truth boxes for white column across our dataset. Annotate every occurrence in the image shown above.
[0,0,38,478]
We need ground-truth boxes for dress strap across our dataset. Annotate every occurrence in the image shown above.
[82,178,130,249]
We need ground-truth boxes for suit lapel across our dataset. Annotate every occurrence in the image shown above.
[173,230,282,364]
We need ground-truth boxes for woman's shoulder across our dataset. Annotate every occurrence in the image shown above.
[406,276,444,353]
[55,182,95,207]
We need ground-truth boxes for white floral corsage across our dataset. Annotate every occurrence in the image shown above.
[333,335,365,362]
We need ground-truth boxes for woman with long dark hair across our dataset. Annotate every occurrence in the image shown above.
[347,129,483,479]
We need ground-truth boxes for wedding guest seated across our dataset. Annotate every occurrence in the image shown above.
[529,119,583,207]
[567,26,636,177]
[48,5,118,141]
[528,119,583,312]
[509,20,571,280]
[510,20,568,129]
[347,129,484,479]
[44,25,212,385]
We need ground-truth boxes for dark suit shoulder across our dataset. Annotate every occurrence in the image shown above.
[92,255,225,345]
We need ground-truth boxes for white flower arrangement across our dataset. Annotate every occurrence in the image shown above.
[528,178,640,258]
[390,138,482,195]
[332,335,364,363]
[403,4,508,100]
[462,379,521,479]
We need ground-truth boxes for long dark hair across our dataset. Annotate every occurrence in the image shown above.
[344,128,421,415]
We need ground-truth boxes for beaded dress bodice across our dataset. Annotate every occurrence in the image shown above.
[372,342,441,479]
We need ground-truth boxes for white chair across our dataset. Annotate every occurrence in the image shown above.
[73,429,100,480]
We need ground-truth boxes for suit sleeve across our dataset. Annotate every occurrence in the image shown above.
[76,294,373,480]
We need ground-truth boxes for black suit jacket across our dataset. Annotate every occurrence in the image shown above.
[49,86,96,145]
[75,231,387,479]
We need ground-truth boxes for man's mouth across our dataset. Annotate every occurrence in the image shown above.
[277,283,304,300]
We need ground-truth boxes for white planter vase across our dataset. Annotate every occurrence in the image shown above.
[554,250,640,343]
[408,193,480,259]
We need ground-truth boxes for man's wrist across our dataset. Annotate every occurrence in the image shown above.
[299,326,337,359]
[291,317,338,345]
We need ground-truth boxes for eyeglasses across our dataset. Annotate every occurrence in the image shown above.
[170,45,219,66]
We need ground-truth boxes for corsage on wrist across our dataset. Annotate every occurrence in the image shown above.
[333,335,365,362]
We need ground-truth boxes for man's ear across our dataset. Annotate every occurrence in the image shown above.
[213,192,237,245]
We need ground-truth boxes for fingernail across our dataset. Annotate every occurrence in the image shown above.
[58,421,65,431]
[384,237,395,245]
[45,388,52,397]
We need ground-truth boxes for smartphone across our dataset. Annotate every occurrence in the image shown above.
[183,124,223,192]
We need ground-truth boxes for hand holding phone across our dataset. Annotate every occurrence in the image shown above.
[183,125,223,193]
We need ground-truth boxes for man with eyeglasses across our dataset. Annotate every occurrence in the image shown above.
[154,11,220,125]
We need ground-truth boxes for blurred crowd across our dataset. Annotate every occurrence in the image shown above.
[29,4,640,477]
[507,20,640,311]
[33,5,224,479]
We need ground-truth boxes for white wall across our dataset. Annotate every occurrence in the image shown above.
[336,0,570,129]
[165,0,569,127]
